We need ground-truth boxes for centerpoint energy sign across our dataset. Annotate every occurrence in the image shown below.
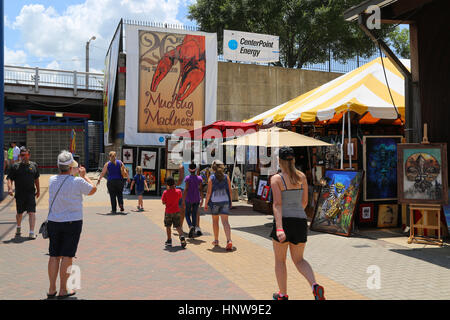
[223,30,279,63]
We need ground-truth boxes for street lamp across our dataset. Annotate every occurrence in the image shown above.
[85,36,96,89]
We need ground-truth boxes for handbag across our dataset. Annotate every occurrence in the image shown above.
[39,175,70,239]
[120,161,128,179]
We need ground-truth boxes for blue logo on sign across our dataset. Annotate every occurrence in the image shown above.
[228,40,238,50]
[159,137,164,143]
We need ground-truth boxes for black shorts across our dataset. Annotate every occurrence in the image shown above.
[270,218,308,245]
[48,220,83,258]
[15,195,36,214]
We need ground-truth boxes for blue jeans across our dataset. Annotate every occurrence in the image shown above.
[185,202,199,228]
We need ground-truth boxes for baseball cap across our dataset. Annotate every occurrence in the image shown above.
[279,147,295,160]
[57,151,78,168]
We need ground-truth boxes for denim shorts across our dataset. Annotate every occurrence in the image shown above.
[136,190,144,196]
[209,201,230,215]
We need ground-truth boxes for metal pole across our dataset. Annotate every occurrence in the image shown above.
[0,0,4,200]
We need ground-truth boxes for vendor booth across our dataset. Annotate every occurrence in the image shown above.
[238,57,436,236]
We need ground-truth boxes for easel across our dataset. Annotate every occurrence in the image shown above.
[407,124,444,246]
[407,204,443,246]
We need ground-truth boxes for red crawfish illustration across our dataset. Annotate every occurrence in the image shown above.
[150,34,205,102]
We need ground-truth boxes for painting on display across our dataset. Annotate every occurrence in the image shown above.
[143,170,156,191]
[257,179,268,197]
[363,136,403,201]
[444,191,450,233]
[359,203,374,223]
[397,143,448,204]
[311,169,363,236]
[141,151,157,170]
[377,204,399,228]
[261,186,270,201]
[124,164,133,178]
[122,148,134,164]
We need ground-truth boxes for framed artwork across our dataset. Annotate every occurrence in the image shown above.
[444,191,450,233]
[344,138,358,161]
[377,204,399,228]
[122,148,133,164]
[160,169,166,185]
[141,150,157,170]
[363,136,402,201]
[359,203,374,223]
[257,179,268,197]
[261,185,271,201]
[311,169,364,236]
[252,173,259,193]
[143,170,156,191]
[397,143,448,205]
[124,164,133,178]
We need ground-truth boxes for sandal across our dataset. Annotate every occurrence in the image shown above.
[226,241,233,251]
[57,291,76,299]
[47,292,57,299]
[212,240,219,247]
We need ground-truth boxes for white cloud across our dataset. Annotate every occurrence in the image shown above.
[10,0,190,72]
[4,47,28,65]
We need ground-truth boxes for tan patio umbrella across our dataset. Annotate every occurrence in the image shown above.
[222,127,332,147]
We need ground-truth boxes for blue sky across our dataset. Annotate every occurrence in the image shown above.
[4,1,408,73]
[4,0,197,72]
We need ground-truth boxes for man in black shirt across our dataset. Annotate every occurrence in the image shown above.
[7,147,40,239]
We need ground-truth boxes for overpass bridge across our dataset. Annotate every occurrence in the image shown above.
[4,65,103,120]
[3,65,105,173]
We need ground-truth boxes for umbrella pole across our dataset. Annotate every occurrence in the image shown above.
[341,111,346,169]
[348,111,352,169]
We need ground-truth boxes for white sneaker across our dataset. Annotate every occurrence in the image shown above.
[195,227,202,236]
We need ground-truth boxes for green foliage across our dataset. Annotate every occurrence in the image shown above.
[386,26,410,59]
[188,0,394,68]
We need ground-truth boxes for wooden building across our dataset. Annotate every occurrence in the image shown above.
[344,0,450,181]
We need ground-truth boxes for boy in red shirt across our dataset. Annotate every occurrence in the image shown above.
[162,176,187,248]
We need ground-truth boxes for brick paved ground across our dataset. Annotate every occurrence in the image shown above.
[1,175,449,300]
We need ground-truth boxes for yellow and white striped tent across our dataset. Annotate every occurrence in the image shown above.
[244,57,409,125]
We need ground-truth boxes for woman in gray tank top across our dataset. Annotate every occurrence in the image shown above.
[270,147,325,300]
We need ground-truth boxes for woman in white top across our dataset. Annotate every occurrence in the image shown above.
[46,151,96,299]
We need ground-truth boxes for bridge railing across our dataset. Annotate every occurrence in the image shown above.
[4,65,104,93]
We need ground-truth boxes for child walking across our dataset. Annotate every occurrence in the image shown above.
[130,166,149,212]
[182,162,204,238]
[162,176,187,248]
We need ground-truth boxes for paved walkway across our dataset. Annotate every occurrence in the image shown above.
[0,175,449,300]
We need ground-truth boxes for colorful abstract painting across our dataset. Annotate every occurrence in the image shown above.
[311,170,363,236]
[363,136,402,201]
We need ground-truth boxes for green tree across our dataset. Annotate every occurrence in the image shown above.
[188,0,402,68]
[387,26,410,59]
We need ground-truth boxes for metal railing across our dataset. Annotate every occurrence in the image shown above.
[218,54,376,74]
[4,65,104,93]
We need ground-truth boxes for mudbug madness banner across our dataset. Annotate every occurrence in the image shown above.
[125,24,217,146]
